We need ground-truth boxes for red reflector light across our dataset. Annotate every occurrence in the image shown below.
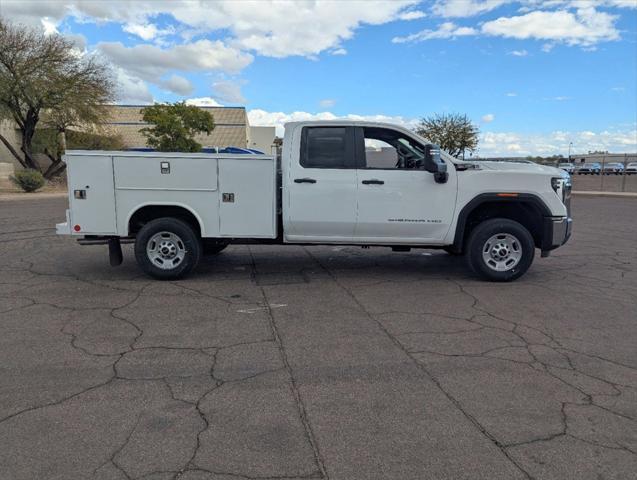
[73,225,81,232]
[497,193,518,197]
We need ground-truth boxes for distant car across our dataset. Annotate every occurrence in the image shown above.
[602,163,624,175]
[577,162,601,174]
[558,163,575,174]
[625,162,637,175]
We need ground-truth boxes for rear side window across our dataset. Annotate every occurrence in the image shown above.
[301,127,352,168]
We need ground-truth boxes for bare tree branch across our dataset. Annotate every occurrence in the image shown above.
[0,18,114,178]
[0,131,27,167]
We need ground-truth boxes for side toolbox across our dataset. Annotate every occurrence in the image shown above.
[65,152,117,235]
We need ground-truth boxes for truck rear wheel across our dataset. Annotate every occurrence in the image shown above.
[466,218,535,282]
[134,218,202,280]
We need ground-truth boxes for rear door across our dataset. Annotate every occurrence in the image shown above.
[285,126,358,241]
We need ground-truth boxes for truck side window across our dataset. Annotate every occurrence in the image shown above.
[362,127,425,170]
[301,127,350,168]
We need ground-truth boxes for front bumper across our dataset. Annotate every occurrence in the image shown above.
[541,216,572,256]
[550,216,572,247]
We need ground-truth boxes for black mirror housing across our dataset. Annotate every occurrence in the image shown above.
[424,144,448,183]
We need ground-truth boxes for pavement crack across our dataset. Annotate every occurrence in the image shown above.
[248,246,328,480]
[303,247,535,480]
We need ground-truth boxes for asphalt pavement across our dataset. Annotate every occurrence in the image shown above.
[0,196,636,480]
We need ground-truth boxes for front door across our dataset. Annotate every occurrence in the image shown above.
[285,126,358,242]
[354,126,457,243]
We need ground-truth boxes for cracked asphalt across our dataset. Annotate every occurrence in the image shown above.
[1,196,636,480]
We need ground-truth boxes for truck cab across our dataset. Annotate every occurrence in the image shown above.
[57,121,572,282]
[282,122,453,244]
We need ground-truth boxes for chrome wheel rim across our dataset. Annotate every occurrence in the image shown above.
[146,231,186,270]
[482,233,522,272]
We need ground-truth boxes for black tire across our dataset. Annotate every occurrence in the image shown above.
[134,217,202,280]
[203,239,229,256]
[466,218,535,282]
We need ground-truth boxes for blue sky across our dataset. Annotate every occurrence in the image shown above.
[2,0,636,156]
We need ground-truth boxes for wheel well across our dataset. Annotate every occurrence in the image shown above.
[128,205,202,236]
[459,201,545,251]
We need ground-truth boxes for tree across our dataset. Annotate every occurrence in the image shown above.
[414,113,479,158]
[140,102,215,152]
[0,18,114,178]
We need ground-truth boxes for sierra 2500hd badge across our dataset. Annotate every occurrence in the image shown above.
[388,218,442,223]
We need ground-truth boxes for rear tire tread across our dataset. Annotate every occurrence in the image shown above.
[134,217,201,280]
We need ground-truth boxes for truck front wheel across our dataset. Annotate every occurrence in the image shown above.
[134,218,202,280]
[466,218,535,282]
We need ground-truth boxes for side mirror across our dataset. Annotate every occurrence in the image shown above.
[424,144,448,183]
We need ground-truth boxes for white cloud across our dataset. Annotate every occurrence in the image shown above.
[509,49,529,56]
[397,4,622,48]
[319,99,336,108]
[393,22,478,43]
[331,48,348,56]
[0,2,71,27]
[97,39,253,81]
[506,92,518,96]
[185,97,223,107]
[478,127,637,156]
[114,68,153,104]
[398,10,427,20]
[247,109,418,137]
[2,1,423,58]
[604,0,637,7]
[65,33,87,52]
[159,74,194,96]
[248,108,636,156]
[123,22,174,41]
[40,17,59,35]
[212,80,246,104]
[166,0,421,58]
[482,113,496,123]
[481,7,620,47]
[433,0,512,17]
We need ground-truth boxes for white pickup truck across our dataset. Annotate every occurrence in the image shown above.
[56,121,572,281]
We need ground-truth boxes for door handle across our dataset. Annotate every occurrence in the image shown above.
[294,178,317,184]
[362,179,384,185]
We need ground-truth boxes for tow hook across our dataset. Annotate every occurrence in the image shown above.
[108,238,123,266]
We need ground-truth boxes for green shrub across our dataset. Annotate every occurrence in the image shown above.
[10,169,46,192]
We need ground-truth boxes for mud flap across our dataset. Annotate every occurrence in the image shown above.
[108,238,123,266]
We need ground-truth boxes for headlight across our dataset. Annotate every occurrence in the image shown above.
[551,175,571,203]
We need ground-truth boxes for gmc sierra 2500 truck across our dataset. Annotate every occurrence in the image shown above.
[56,121,572,281]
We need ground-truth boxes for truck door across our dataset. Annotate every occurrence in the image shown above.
[353,126,457,243]
[285,126,358,241]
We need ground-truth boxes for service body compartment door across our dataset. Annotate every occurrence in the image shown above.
[285,126,358,241]
[218,158,276,238]
[66,154,117,234]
